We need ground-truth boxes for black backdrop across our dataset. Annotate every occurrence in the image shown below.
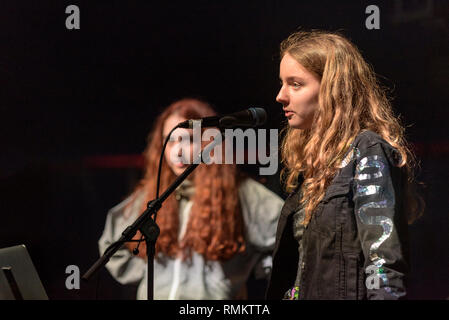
[1,0,448,299]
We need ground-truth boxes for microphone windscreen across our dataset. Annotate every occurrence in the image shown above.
[249,107,267,126]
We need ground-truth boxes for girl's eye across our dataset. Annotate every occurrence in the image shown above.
[292,82,301,88]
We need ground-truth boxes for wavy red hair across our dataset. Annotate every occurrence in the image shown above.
[125,98,246,261]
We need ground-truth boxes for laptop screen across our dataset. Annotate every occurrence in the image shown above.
[0,244,48,300]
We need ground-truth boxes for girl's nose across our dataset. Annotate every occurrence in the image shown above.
[276,85,288,105]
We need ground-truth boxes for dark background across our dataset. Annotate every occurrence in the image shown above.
[1,0,448,299]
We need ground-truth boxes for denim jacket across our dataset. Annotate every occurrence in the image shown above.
[266,130,409,300]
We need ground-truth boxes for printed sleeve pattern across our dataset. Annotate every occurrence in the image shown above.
[352,143,408,299]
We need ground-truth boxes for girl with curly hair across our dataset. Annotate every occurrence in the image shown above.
[99,98,283,299]
[267,30,424,300]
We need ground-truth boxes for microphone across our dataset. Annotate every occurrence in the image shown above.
[178,107,267,129]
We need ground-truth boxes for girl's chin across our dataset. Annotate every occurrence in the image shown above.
[288,117,312,130]
[287,118,302,129]
[171,168,185,176]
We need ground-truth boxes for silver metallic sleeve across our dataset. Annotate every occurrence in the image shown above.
[353,142,409,300]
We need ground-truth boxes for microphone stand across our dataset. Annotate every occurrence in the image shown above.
[82,110,266,299]
[82,161,199,299]
[82,127,224,300]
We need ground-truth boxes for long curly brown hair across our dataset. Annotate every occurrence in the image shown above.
[125,98,245,261]
[279,30,424,226]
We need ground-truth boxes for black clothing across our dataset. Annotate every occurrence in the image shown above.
[267,130,409,300]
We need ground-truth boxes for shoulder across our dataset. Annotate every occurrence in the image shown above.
[238,178,284,222]
[352,130,402,166]
[354,130,389,148]
[108,189,146,221]
[238,178,284,249]
[238,178,282,201]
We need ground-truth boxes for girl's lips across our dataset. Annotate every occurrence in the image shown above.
[174,162,188,168]
[285,111,294,118]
